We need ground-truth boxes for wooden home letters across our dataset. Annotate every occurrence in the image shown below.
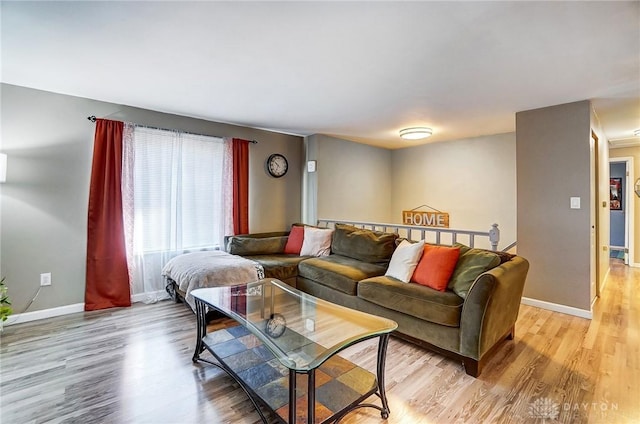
[402,210,449,228]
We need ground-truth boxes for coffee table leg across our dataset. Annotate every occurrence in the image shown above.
[289,369,297,423]
[377,334,391,419]
[308,370,316,424]
[192,299,206,362]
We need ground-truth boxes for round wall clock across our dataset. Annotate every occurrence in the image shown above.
[266,153,288,178]
[265,313,287,338]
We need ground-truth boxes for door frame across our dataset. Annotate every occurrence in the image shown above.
[609,156,635,266]
[590,131,600,300]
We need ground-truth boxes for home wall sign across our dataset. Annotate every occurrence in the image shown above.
[402,209,450,228]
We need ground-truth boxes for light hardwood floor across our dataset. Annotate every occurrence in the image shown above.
[1,260,637,424]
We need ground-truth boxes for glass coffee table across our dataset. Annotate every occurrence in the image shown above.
[191,279,398,424]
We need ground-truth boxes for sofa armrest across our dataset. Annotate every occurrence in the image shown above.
[225,232,289,256]
[459,256,529,360]
[224,231,289,248]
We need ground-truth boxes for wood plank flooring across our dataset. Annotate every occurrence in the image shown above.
[1,260,637,423]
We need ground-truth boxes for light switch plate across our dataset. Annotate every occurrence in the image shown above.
[570,197,581,209]
[307,160,316,173]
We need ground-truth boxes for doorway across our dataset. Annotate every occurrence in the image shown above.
[609,157,635,266]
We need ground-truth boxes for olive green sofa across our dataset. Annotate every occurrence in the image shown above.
[225,224,529,377]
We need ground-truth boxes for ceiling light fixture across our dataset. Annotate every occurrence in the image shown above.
[634,129,640,137]
[399,127,433,140]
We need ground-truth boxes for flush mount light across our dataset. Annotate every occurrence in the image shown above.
[399,127,433,140]
[634,129,640,137]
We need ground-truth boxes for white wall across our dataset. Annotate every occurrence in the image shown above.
[391,133,516,250]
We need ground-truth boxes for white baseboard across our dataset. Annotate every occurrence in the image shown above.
[521,297,592,319]
[3,290,170,327]
[3,303,85,326]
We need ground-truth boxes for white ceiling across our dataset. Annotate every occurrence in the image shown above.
[2,1,639,149]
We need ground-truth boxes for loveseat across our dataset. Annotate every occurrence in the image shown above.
[225,223,529,377]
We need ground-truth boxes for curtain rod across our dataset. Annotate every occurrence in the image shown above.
[86,116,258,144]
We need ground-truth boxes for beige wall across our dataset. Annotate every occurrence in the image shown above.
[391,133,516,250]
[0,84,302,313]
[516,100,594,311]
[314,135,392,223]
[610,145,640,265]
[310,132,516,250]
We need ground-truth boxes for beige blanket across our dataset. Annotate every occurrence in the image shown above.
[162,250,264,310]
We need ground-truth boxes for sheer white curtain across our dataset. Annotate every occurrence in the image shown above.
[122,124,234,303]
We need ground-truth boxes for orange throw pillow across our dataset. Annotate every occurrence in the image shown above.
[411,244,460,291]
[283,225,305,254]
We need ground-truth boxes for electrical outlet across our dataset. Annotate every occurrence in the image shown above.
[40,272,51,286]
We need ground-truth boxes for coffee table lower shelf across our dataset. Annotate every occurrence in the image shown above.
[193,325,389,424]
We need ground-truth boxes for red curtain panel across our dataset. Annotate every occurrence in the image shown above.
[232,138,250,235]
[85,119,131,311]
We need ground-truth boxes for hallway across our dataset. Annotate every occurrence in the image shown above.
[586,258,639,422]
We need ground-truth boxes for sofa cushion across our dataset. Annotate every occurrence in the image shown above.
[494,250,516,264]
[300,227,334,256]
[331,224,398,265]
[244,254,308,281]
[283,225,304,254]
[358,275,464,327]
[411,244,460,291]
[227,236,287,256]
[298,254,387,295]
[449,244,501,298]
[385,239,425,283]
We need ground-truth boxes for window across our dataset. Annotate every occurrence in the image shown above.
[123,124,232,300]
[131,127,226,253]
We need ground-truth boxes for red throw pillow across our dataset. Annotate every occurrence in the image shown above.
[411,244,460,291]
[283,225,304,254]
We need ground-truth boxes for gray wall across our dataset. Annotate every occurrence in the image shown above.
[2,84,614,316]
[314,135,392,223]
[516,101,593,311]
[0,83,302,313]
[302,135,319,225]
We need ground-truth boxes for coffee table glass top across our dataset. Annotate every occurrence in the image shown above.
[191,279,397,372]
